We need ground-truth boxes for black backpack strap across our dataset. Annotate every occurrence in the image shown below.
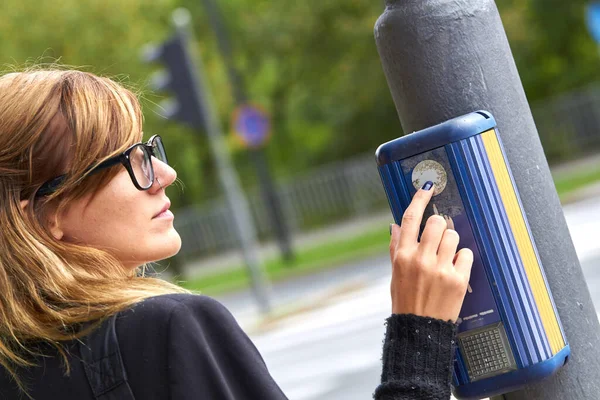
[78,313,135,400]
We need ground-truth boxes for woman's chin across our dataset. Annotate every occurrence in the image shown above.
[141,232,183,265]
[118,231,183,270]
[157,231,182,259]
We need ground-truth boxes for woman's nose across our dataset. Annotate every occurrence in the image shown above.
[151,158,177,191]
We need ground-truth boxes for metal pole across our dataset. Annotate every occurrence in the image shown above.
[173,9,272,314]
[201,0,295,262]
[248,150,295,261]
[374,1,600,398]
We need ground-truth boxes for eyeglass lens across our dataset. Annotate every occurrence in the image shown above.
[129,137,167,189]
[130,145,153,189]
[152,136,168,164]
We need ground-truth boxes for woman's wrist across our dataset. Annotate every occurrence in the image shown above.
[380,313,457,387]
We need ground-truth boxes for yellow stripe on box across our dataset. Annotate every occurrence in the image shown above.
[481,129,564,355]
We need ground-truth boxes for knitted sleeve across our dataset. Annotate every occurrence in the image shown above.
[374,314,458,400]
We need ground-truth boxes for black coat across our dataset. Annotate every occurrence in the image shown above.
[0,293,457,400]
[0,294,287,399]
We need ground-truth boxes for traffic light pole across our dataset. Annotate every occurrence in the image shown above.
[374,0,600,398]
[148,9,273,314]
[201,0,295,262]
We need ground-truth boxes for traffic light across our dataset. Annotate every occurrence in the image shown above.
[142,30,205,130]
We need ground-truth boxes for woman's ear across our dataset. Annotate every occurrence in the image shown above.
[47,214,64,241]
[20,199,64,240]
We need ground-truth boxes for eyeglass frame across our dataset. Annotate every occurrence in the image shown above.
[35,134,168,197]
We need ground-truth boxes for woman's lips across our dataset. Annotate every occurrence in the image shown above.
[153,200,172,218]
[153,209,174,219]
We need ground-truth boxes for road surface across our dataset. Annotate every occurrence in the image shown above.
[216,196,600,400]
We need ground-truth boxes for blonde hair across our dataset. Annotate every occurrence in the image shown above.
[0,69,189,394]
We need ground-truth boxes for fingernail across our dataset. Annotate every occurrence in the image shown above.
[389,223,393,236]
[422,181,434,191]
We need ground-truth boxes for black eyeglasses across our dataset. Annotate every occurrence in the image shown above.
[36,135,168,197]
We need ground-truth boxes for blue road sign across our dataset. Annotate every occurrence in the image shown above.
[587,2,600,44]
[232,105,271,148]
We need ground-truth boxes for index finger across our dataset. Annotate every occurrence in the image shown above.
[398,181,436,248]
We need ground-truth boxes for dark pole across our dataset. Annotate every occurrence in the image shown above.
[201,0,295,262]
[172,9,273,313]
[374,1,600,399]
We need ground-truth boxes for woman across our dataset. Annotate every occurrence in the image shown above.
[0,69,473,399]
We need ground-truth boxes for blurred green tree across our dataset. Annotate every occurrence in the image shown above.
[0,0,213,208]
[0,0,598,209]
[189,0,402,174]
[498,0,600,101]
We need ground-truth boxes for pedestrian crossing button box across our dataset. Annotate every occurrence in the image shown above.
[375,110,570,399]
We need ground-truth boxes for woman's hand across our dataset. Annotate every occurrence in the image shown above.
[389,181,473,322]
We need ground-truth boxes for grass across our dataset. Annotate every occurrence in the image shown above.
[181,163,600,296]
[554,165,600,200]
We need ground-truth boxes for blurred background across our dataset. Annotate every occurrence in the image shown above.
[3,0,600,399]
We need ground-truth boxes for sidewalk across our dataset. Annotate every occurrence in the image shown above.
[549,153,600,179]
